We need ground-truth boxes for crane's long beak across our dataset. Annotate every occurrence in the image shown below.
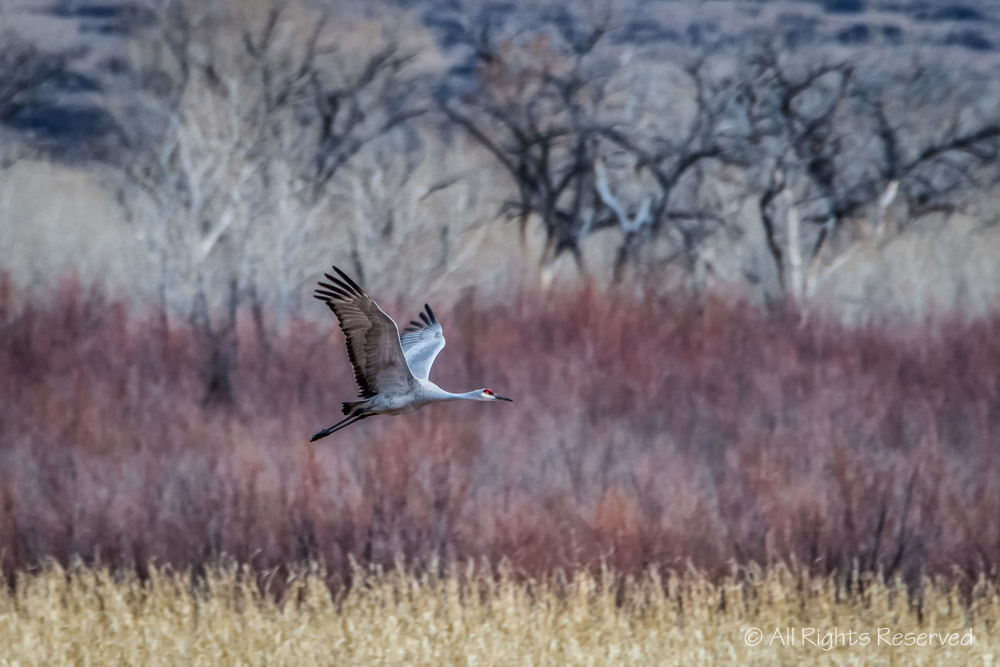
[495,394,513,402]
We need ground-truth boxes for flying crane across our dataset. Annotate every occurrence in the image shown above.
[310,266,512,442]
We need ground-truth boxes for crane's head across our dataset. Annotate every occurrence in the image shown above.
[480,388,513,402]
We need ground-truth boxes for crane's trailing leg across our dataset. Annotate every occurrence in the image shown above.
[310,412,368,442]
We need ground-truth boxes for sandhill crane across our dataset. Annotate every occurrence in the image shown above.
[309,266,513,442]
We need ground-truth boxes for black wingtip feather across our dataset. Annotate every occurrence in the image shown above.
[316,287,349,300]
[332,266,364,294]
[315,290,346,302]
[424,303,436,323]
[322,275,352,295]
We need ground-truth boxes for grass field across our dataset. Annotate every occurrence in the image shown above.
[0,562,993,666]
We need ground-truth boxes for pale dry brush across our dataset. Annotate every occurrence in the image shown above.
[0,561,995,666]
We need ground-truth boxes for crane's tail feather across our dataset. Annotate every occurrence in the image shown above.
[309,412,368,442]
[342,400,365,416]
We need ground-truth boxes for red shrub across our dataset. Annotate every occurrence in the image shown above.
[1,274,999,587]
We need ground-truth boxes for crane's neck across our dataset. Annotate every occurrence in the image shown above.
[452,390,485,400]
[441,389,483,401]
[422,381,481,402]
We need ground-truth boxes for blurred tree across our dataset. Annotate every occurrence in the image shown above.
[0,33,68,128]
[436,10,1000,298]
[733,40,1000,303]
[112,0,423,405]
[439,17,742,286]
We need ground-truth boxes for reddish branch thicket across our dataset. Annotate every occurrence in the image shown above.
[1,274,999,587]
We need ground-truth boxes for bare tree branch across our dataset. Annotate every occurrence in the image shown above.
[0,33,68,124]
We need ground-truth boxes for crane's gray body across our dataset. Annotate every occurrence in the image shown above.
[357,380,478,416]
[309,266,511,441]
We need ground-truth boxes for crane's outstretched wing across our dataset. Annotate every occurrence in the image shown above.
[400,304,446,380]
[314,266,415,398]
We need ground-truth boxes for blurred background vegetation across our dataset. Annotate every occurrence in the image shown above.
[3,0,1000,324]
[2,0,1000,597]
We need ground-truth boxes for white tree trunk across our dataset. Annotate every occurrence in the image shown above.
[782,189,804,303]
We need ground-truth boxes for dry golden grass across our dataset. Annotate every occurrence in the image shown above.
[0,562,994,666]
